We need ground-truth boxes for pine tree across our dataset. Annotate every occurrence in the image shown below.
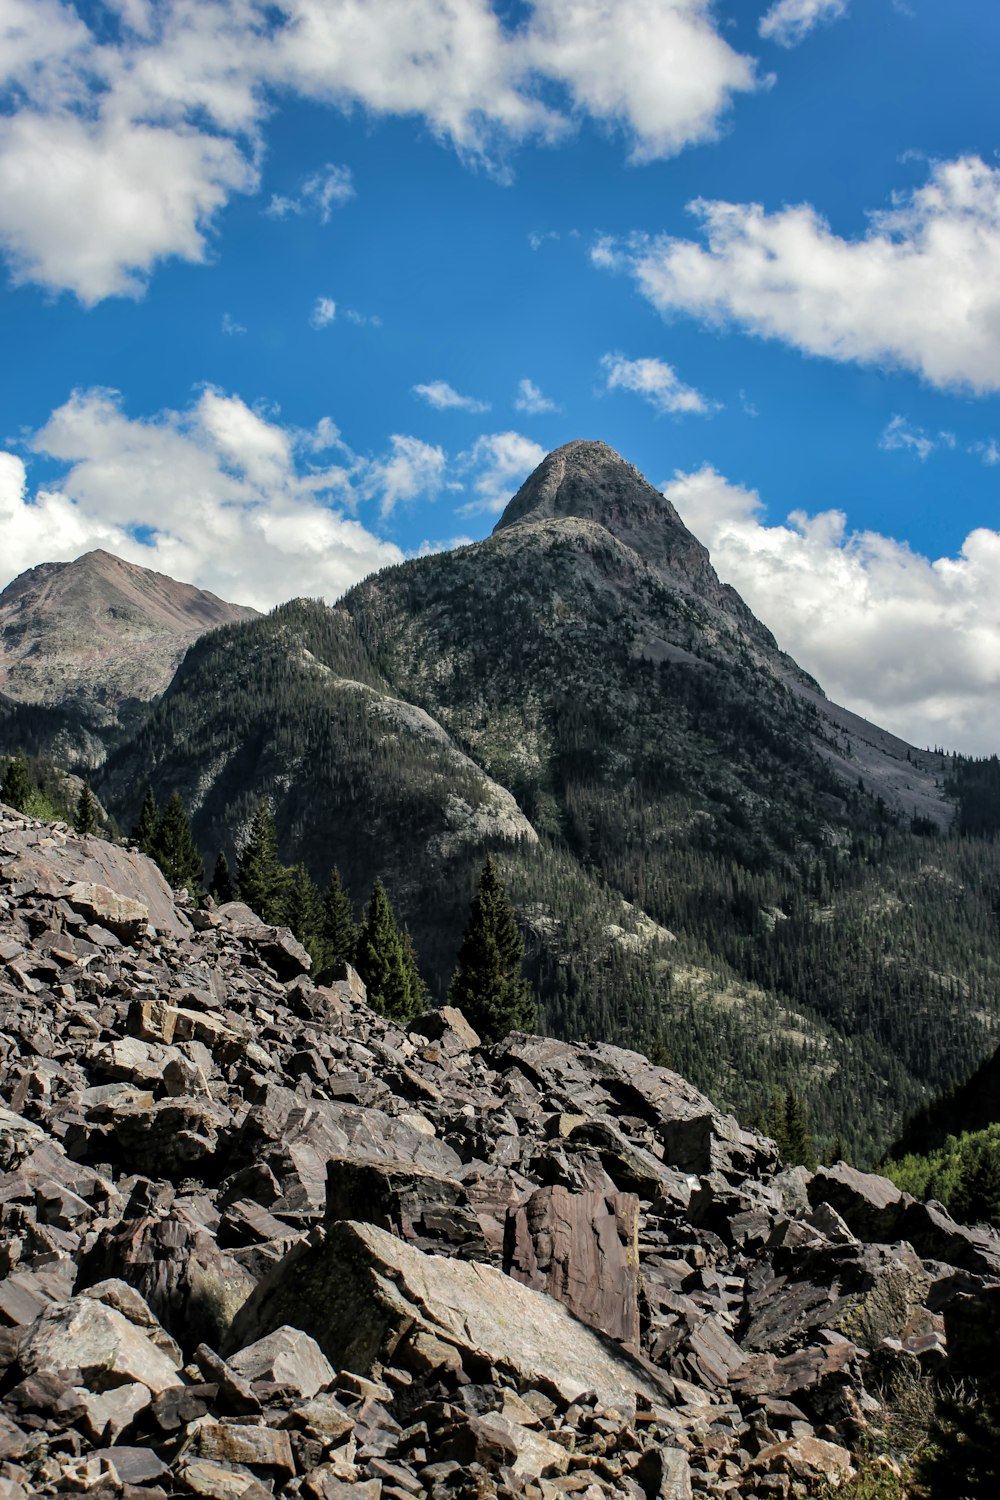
[784,1089,818,1170]
[401,927,431,1015]
[132,786,160,855]
[353,879,420,1023]
[0,753,33,814]
[74,782,98,836]
[448,855,536,1042]
[321,868,356,969]
[154,792,205,895]
[209,850,235,904]
[759,1089,791,1158]
[237,801,287,923]
[283,864,326,971]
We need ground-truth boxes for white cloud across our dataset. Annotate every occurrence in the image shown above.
[972,438,1000,466]
[266,162,354,222]
[600,353,715,415]
[413,380,490,414]
[878,415,957,462]
[524,0,757,163]
[0,0,759,301]
[514,378,558,414]
[342,307,381,327]
[221,312,246,334]
[758,0,848,48]
[662,464,1000,755]
[1,388,405,609]
[458,431,546,514]
[596,156,1000,394]
[364,434,448,519]
[309,296,337,328]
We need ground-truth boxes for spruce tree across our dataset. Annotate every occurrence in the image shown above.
[0,753,33,814]
[283,864,326,971]
[154,792,205,894]
[448,855,536,1041]
[237,801,287,923]
[74,782,98,836]
[209,850,235,904]
[321,868,356,969]
[132,786,160,855]
[354,879,420,1023]
[784,1089,818,1170]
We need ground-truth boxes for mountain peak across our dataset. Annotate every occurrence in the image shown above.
[494,439,675,533]
[493,439,721,600]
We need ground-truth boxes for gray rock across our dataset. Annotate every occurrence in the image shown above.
[228,1326,335,1397]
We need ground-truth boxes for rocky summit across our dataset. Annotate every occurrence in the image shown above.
[1,801,999,1499]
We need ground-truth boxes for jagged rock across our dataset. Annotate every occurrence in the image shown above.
[18,1294,181,1393]
[0,804,996,1499]
[325,1157,487,1256]
[81,1212,255,1352]
[228,1326,335,1397]
[504,1185,641,1346]
[228,1220,673,1417]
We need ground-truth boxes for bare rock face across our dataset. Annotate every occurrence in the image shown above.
[0,548,256,763]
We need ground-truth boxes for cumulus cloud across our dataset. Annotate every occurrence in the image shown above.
[458,431,546,514]
[662,464,1000,754]
[413,381,490,414]
[364,434,448,519]
[0,0,758,300]
[596,156,1000,394]
[1,388,407,609]
[514,378,558,414]
[265,162,354,222]
[309,296,337,328]
[758,0,848,47]
[600,353,715,415]
[221,312,247,335]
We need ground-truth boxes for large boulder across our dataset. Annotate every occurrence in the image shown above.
[18,1296,181,1394]
[227,1220,673,1418]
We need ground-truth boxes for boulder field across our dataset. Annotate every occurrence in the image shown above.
[0,804,997,1499]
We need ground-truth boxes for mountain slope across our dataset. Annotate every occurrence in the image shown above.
[94,441,999,1154]
[0,549,257,764]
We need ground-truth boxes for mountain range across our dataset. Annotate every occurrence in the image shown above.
[2,440,997,1158]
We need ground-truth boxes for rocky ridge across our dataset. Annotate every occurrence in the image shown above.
[0,551,257,766]
[1,805,999,1497]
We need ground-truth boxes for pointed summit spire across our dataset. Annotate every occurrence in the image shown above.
[492,439,721,602]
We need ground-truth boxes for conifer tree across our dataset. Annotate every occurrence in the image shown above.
[132,786,159,855]
[321,868,356,969]
[784,1089,818,1170]
[155,792,205,894]
[353,879,420,1023]
[283,864,326,971]
[759,1089,791,1158]
[74,782,98,836]
[448,855,536,1041]
[237,800,287,923]
[0,753,33,814]
[209,850,235,904]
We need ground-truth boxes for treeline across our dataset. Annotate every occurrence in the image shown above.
[883,1125,1000,1228]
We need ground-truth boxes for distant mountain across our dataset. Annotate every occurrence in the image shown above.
[0,549,257,763]
[90,440,1000,1158]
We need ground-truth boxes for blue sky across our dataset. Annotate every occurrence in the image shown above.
[2,0,1000,751]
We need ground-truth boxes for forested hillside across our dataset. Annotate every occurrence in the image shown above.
[80,443,1000,1161]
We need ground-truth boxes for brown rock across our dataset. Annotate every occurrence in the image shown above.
[505,1185,641,1347]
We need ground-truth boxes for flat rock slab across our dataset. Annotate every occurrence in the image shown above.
[229,1219,673,1419]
